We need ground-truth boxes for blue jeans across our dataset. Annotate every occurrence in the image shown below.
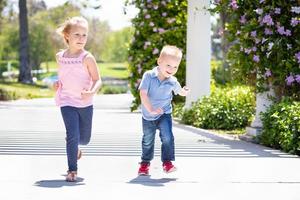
[60,105,93,171]
[141,114,175,163]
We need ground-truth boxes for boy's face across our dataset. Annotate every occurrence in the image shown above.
[157,55,181,79]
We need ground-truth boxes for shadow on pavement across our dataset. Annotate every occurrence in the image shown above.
[173,122,299,158]
[128,176,177,187]
[34,176,85,188]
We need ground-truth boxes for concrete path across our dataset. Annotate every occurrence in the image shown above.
[0,94,300,200]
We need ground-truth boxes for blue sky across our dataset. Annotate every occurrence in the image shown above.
[43,0,138,30]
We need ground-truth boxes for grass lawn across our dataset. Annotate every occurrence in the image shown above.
[40,61,129,79]
[0,61,128,100]
[0,82,54,100]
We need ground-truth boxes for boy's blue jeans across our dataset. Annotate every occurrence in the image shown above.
[60,105,93,171]
[141,113,175,163]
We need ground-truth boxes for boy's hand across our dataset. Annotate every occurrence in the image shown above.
[150,107,164,115]
[81,90,95,99]
[180,86,190,96]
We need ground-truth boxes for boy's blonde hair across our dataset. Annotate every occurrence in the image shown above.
[56,16,88,44]
[159,45,183,60]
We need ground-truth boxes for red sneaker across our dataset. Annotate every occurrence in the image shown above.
[163,161,177,173]
[138,162,150,175]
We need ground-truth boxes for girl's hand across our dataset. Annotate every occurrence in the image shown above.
[81,90,95,99]
[53,81,60,91]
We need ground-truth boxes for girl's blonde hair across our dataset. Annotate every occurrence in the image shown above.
[159,45,183,60]
[56,16,88,44]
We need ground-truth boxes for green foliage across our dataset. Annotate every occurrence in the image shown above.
[259,98,300,155]
[86,19,111,61]
[0,81,54,100]
[210,0,300,99]
[99,85,128,94]
[126,0,187,111]
[0,60,19,78]
[102,27,134,62]
[211,60,231,85]
[0,88,19,100]
[178,86,255,130]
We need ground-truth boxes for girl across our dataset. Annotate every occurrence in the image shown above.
[54,16,102,182]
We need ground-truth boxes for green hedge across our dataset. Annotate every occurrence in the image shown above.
[259,98,300,155]
[0,88,19,100]
[176,86,255,130]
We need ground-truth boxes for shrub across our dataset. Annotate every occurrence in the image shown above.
[180,86,255,130]
[210,0,300,99]
[99,84,128,94]
[0,88,19,100]
[259,98,300,155]
[126,0,187,110]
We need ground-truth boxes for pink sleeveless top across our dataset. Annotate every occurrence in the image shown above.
[55,49,93,108]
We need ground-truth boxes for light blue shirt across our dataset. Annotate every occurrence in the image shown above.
[138,67,182,121]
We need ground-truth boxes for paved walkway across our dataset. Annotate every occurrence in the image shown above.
[0,94,300,200]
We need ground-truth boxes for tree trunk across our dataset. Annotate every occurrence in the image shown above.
[18,0,32,84]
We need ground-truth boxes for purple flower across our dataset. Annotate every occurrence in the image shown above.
[244,48,252,54]
[153,5,158,10]
[262,14,274,26]
[149,22,155,27]
[295,52,300,64]
[268,42,274,50]
[264,28,273,35]
[143,41,151,49]
[255,38,261,44]
[253,55,260,63]
[162,12,167,17]
[239,15,246,24]
[158,28,165,34]
[152,48,159,55]
[265,69,272,77]
[251,31,257,37]
[286,75,295,86]
[230,0,238,10]
[274,8,281,14]
[218,28,224,36]
[252,47,257,52]
[291,7,300,14]
[295,75,300,83]
[255,9,263,15]
[145,14,151,19]
[236,30,241,35]
[287,44,292,50]
[291,18,299,27]
[285,29,291,36]
[167,18,176,24]
[259,0,265,3]
[261,38,267,44]
[277,26,285,35]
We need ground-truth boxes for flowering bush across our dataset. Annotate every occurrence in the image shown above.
[125,0,187,110]
[260,98,300,155]
[210,0,300,100]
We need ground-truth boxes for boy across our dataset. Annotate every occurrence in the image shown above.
[138,45,190,175]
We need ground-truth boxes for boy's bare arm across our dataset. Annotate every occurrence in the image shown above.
[178,86,190,96]
[140,89,163,114]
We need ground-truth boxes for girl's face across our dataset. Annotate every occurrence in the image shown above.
[66,24,88,50]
